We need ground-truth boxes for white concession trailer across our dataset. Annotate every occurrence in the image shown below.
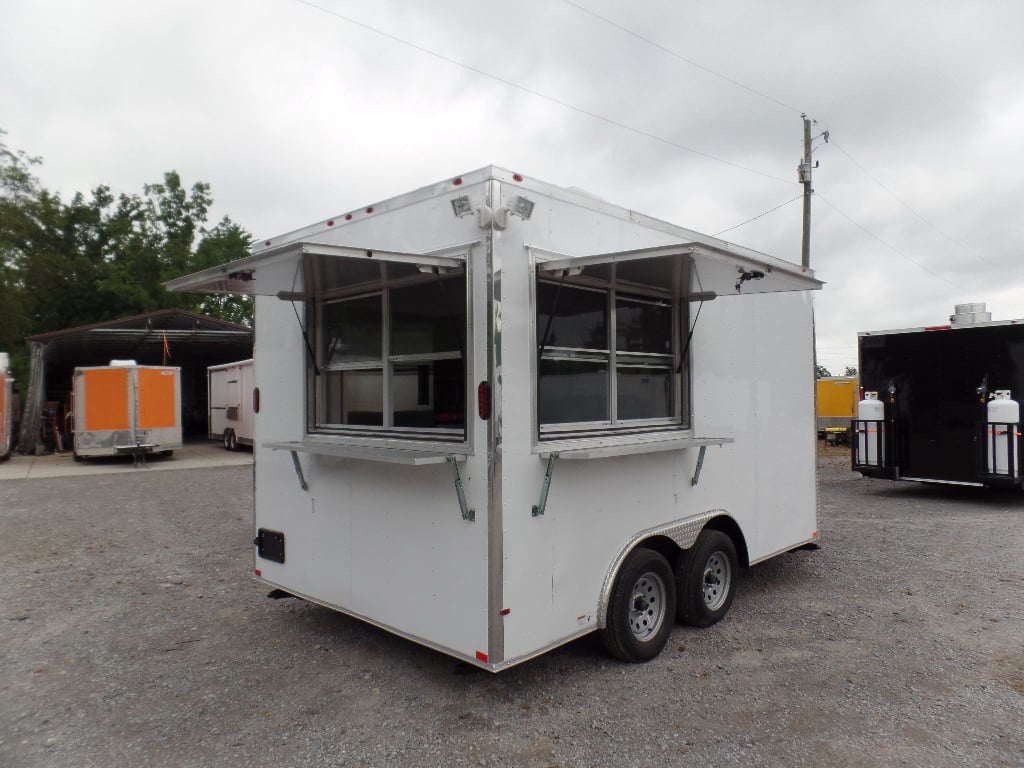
[168,167,822,670]
[208,359,255,450]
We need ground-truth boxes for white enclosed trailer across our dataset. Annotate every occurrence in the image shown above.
[0,352,12,460]
[169,167,822,670]
[208,359,255,450]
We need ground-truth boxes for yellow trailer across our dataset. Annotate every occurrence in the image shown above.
[72,363,182,459]
[816,376,858,444]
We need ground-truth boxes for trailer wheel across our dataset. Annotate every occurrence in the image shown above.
[675,530,737,628]
[223,429,236,451]
[227,431,237,451]
[601,547,676,662]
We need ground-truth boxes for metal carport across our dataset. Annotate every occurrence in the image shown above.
[17,310,252,454]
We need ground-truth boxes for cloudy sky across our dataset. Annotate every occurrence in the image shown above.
[3,0,1023,373]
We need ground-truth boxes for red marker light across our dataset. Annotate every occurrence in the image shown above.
[365,206,374,214]
[264,240,272,246]
[453,177,463,186]
[345,213,353,221]
[327,220,335,226]
[254,569,262,577]
[478,381,491,420]
[475,651,489,663]
[512,173,524,182]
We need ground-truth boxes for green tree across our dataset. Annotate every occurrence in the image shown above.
[0,132,44,383]
[187,217,254,325]
[20,187,120,330]
[0,130,254,371]
[844,365,858,377]
[815,364,832,378]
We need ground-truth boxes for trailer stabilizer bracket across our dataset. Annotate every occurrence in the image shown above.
[691,445,708,486]
[533,453,560,516]
[289,450,309,492]
[446,455,475,521]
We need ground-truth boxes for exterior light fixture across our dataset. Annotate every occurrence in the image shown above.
[510,195,535,220]
[451,195,472,218]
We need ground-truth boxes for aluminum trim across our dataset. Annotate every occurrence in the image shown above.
[596,511,722,627]
[264,440,467,465]
[485,178,505,665]
[539,436,731,460]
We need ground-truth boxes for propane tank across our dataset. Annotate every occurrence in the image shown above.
[986,390,1020,477]
[857,391,885,466]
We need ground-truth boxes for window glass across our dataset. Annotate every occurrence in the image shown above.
[617,360,673,420]
[319,258,381,289]
[616,296,672,354]
[391,279,464,356]
[324,294,382,364]
[538,358,609,424]
[537,282,607,350]
[393,359,465,428]
[311,257,466,437]
[324,369,384,425]
[617,257,674,291]
[537,259,684,434]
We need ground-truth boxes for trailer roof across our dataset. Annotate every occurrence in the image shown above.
[859,318,1024,337]
[167,166,822,298]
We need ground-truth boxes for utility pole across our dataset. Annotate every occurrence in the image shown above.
[798,114,828,271]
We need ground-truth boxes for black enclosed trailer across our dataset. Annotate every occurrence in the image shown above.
[852,303,1024,489]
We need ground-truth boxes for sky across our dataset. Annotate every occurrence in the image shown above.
[3,0,1024,374]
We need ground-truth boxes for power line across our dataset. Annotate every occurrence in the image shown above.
[815,192,961,289]
[714,194,803,236]
[829,139,1006,273]
[561,0,804,116]
[560,2,1011,285]
[290,0,795,185]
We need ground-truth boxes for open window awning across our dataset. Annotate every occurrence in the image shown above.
[166,241,473,298]
[167,238,821,300]
[532,243,822,298]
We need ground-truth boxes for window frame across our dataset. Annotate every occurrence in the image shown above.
[534,255,689,440]
[306,255,470,442]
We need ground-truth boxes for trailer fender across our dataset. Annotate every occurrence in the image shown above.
[597,510,739,629]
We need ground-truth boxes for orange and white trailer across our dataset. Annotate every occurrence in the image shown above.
[0,352,12,460]
[72,363,182,459]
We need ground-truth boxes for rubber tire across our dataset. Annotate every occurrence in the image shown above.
[223,429,233,451]
[675,529,738,628]
[227,430,237,452]
[600,547,676,663]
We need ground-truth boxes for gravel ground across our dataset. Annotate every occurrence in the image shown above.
[1,447,1021,768]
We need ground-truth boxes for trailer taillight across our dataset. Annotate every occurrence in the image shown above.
[478,381,491,420]
[253,387,260,414]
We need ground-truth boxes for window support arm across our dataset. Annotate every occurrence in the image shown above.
[691,444,708,486]
[289,450,309,491]
[532,452,560,516]
[537,271,569,359]
[446,455,475,522]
